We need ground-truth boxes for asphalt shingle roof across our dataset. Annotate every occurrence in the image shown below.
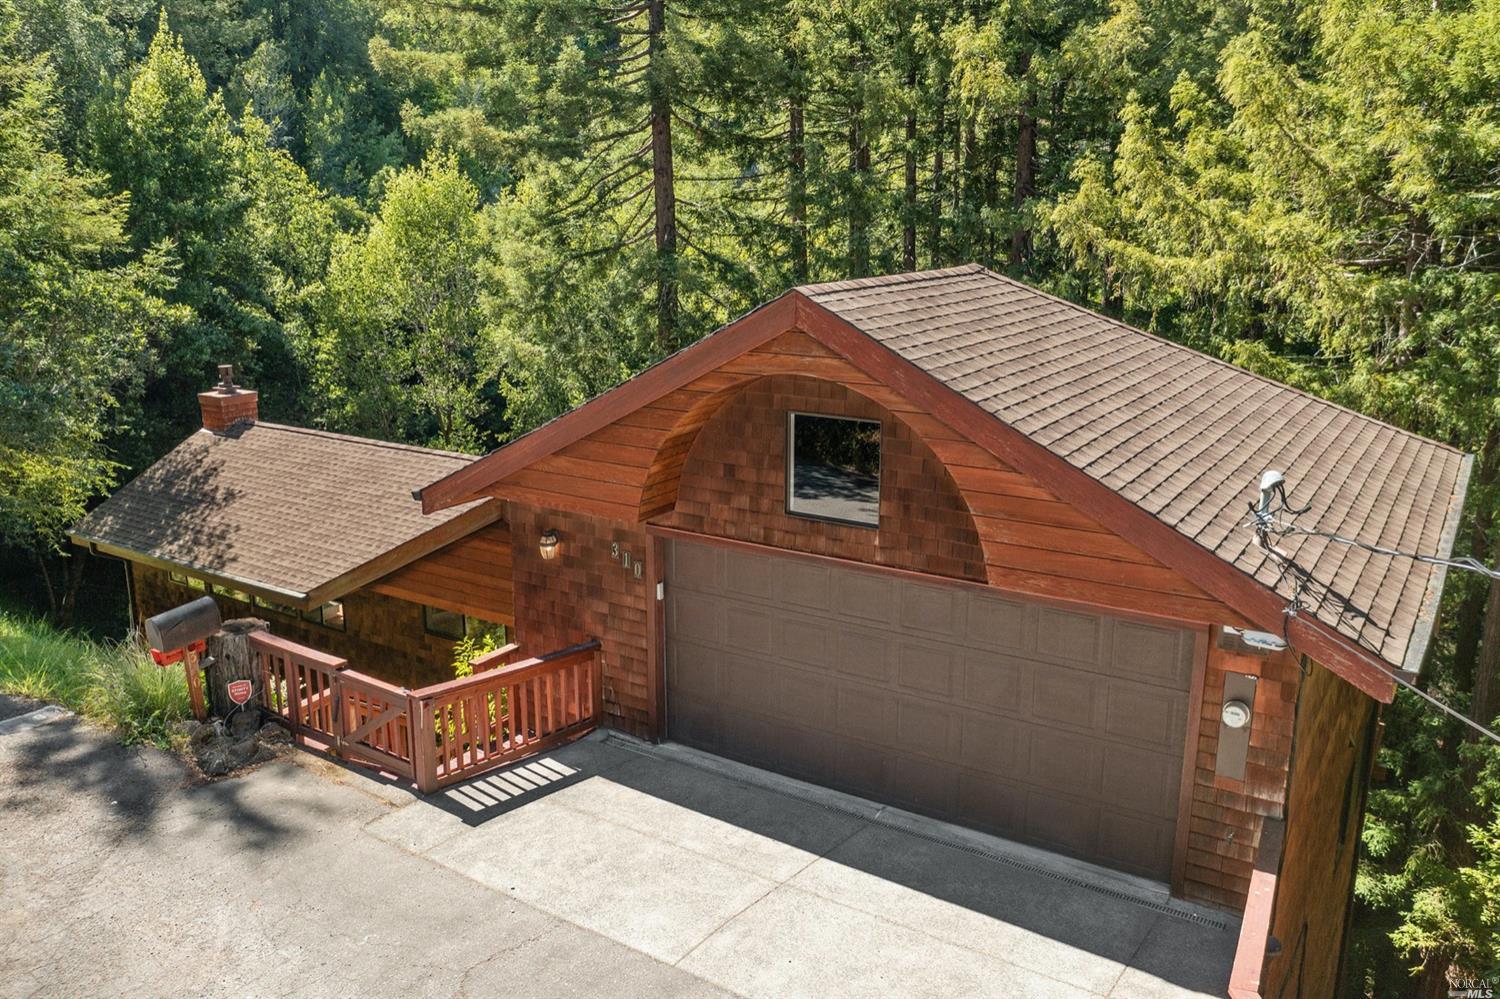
[801,265,1471,672]
[71,422,487,600]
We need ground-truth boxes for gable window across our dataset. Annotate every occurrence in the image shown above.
[786,413,881,527]
[302,600,346,632]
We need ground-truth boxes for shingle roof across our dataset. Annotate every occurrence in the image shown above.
[801,265,1472,672]
[71,423,492,602]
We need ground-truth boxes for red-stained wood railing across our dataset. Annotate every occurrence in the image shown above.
[248,631,602,791]
[252,632,347,744]
[410,639,603,792]
[469,642,524,672]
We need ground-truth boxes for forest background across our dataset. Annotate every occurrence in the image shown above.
[0,0,1496,991]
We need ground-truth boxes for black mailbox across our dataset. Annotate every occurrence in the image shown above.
[145,596,222,653]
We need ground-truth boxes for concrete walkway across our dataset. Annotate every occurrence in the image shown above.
[1,716,1237,998]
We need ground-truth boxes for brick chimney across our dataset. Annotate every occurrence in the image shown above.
[198,364,258,433]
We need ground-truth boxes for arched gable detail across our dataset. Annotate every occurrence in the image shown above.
[491,328,1237,625]
[656,371,989,583]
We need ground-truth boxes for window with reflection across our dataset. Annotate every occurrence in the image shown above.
[786,413,881,527]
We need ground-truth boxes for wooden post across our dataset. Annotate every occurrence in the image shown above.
[183,647,207,722]
[408,691,435,794]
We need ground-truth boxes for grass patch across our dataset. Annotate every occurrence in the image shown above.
[0,605,189,747]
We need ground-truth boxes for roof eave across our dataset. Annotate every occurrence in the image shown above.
[69,532,314,608]
[71,498,504,611]
[1399,450,1475,677]
[302,499,504,606]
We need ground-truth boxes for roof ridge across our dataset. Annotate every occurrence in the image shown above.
[797,263,985,297]
[965,266,1465,460]
[251,422,480,462]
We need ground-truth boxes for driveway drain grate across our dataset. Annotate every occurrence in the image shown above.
[608,734,1231,932]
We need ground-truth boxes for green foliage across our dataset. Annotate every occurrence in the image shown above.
[0,0,180,576]
[0,603,188,747]
[303,68,402,198]
[82,635,189,746]
[307,152,490,449]
[0,602,95,706]
[451,626,503,679]
[1354,691,1500,988]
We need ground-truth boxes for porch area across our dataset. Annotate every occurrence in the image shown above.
[247,630,602,791]
[374,731,1240,998]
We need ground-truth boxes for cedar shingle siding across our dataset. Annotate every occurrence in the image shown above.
[663,371,988,582]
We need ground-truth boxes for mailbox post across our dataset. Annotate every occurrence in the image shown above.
[144,596,222,722]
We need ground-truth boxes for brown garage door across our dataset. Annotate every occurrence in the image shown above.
[665,539,1197,880]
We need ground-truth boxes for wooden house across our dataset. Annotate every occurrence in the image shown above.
[73,266,1471,998]
[414,266,1469,998]
[71,368,513,689]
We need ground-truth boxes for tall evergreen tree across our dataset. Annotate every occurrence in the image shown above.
[0,0,180,620]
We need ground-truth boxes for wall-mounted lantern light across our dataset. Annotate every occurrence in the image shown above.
[539,529,560,561]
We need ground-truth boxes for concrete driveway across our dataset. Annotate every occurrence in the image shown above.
[1,712,1237,999]
[372,733,1237,999]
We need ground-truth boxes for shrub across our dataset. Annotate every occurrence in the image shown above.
[83,639,190,748]
[451,626,505,679]
[0,605,190,748]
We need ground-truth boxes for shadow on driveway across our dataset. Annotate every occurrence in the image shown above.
[401,732,1237,998]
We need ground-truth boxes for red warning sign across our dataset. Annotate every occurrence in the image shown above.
[227,679,253,705]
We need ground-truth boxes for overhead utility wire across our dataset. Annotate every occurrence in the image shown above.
[1248,470,1500,745]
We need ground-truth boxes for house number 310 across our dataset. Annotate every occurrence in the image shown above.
[611,542,644,579]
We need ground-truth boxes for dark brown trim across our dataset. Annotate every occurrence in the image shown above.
[1171,627,1211,898]
[73,535,311,607]
[792,295,1397,703]
[647,523,1208,634]
[419,295,800,514]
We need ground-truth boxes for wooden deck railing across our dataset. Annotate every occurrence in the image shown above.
[248,631,602,792]
[410,640,603,791]
[338,670,414,778]
[254,633,346,744]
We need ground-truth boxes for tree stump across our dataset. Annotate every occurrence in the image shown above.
[205,618,269,719]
